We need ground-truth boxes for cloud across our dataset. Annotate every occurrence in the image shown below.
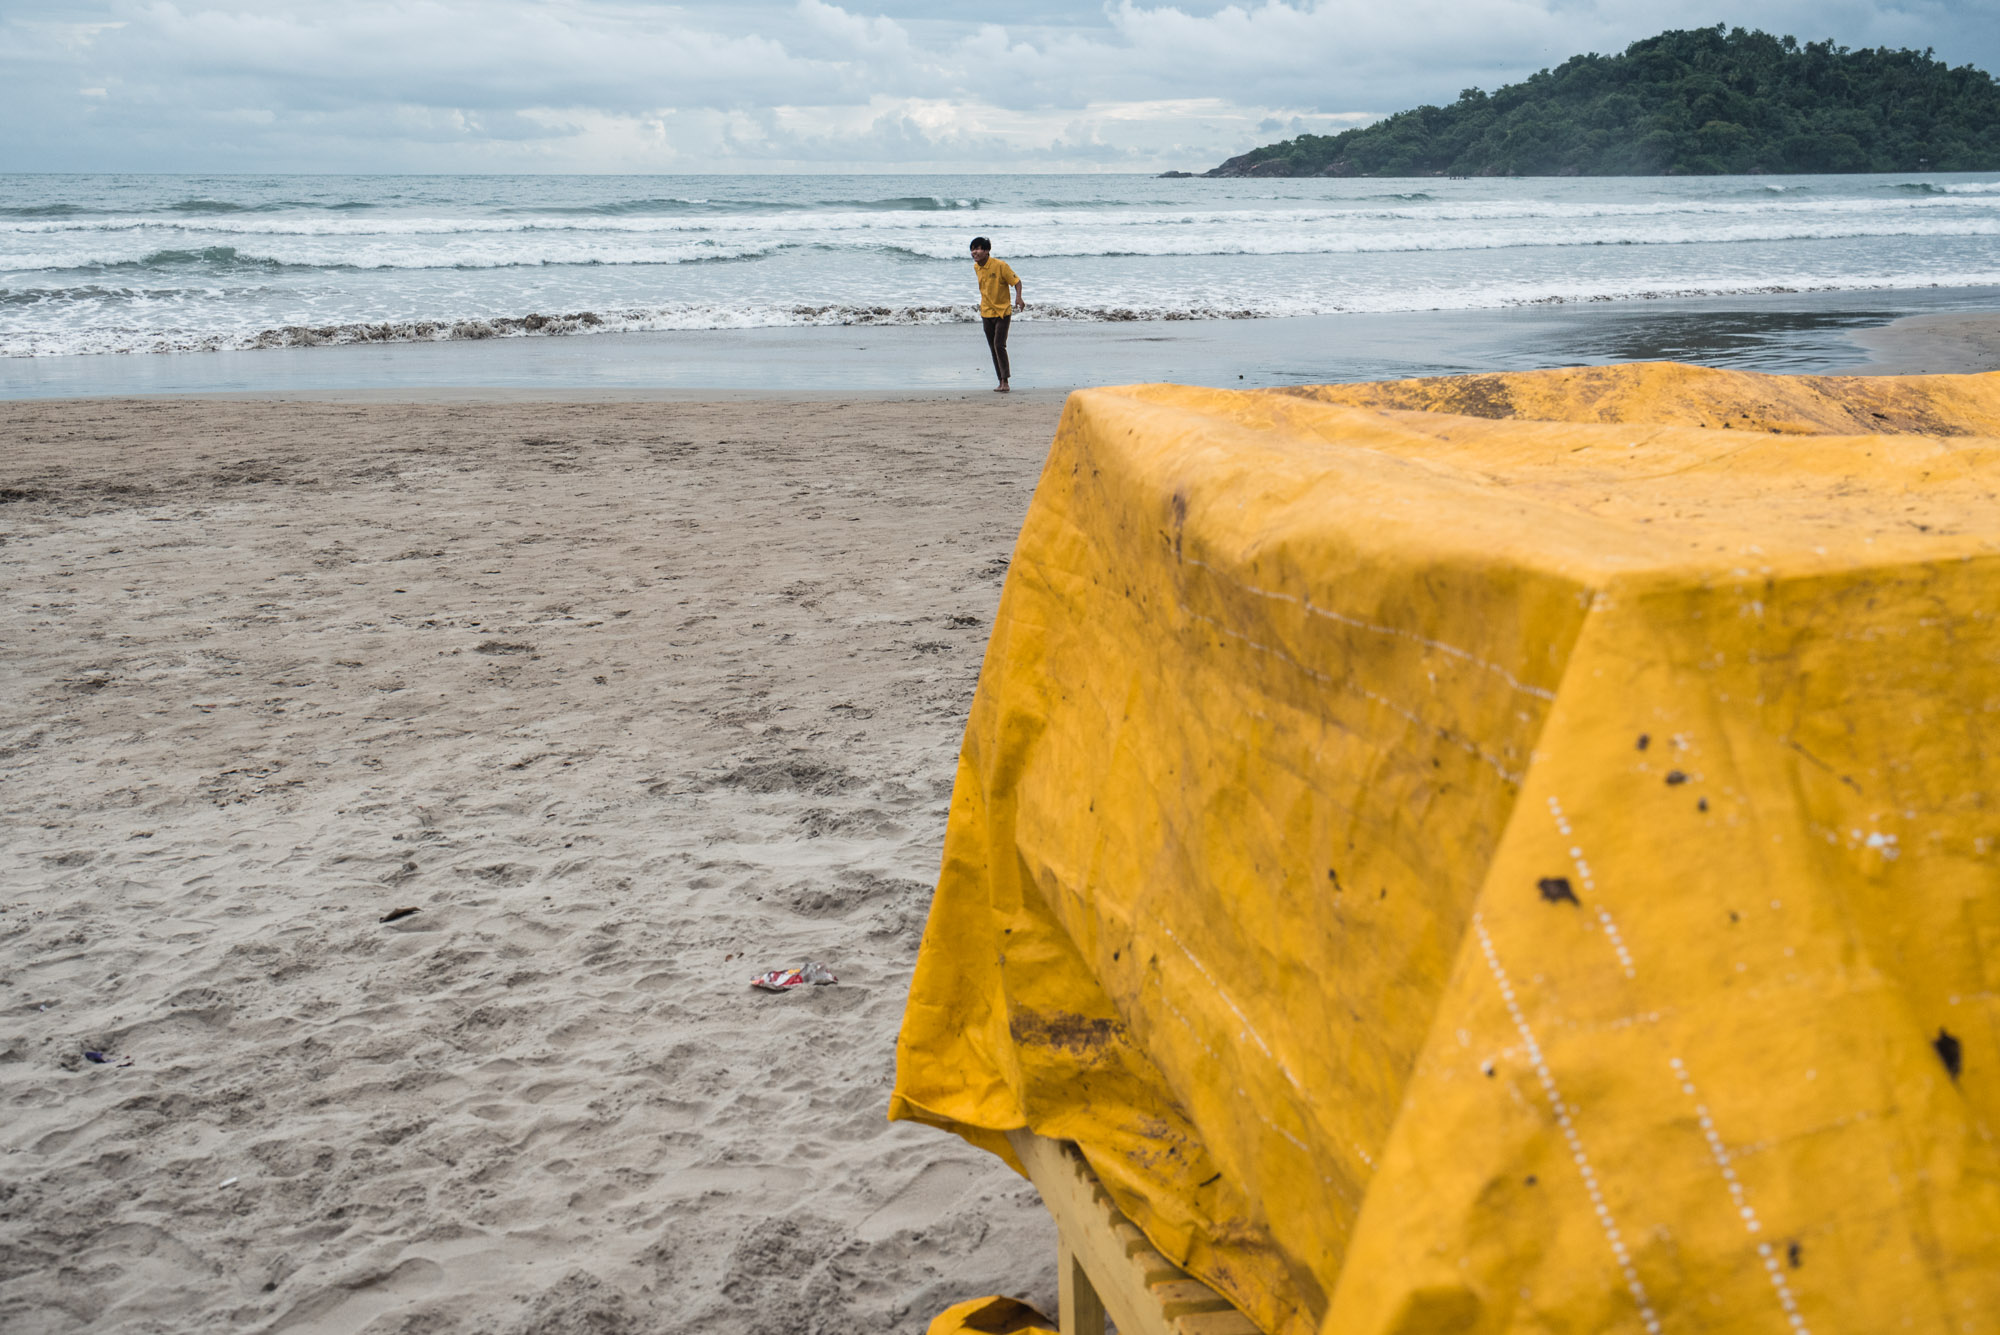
[1009,0,1993,110]
[0,0,1993,171]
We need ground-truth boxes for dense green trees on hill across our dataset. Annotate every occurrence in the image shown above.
[1205,26,2000,177]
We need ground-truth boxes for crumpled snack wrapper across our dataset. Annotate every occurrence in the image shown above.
[749,961,837,991]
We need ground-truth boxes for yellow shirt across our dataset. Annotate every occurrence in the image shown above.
[974,258,1019,317]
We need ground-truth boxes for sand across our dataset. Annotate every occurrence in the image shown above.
[0,395,1066,1335]
[1854,310,2000,375]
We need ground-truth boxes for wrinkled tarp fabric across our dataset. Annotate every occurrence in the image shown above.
[889,364,2000,1335]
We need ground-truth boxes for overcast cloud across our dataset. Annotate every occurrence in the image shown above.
[3,0,1996,173]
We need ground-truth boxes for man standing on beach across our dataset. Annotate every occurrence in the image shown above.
[970,237,1023,393]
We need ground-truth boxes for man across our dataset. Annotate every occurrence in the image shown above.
[969,236,1023,393]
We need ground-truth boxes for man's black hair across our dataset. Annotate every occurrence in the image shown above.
[970,236,991,251]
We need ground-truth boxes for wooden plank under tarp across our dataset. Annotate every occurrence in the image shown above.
[1006,1130,1260,1335]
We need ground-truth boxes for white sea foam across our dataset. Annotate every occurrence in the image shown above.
[9,268,2000,359]
[3,170,1998,357]
[7,212,1998,273]
[3,188,1995,238]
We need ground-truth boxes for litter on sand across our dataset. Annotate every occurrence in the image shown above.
[750,961,838,991]
[82,1050,132,1067]
[379,906,420,923]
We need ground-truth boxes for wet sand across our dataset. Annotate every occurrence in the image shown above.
[1853,310,2000,374]
[0,395,1064,1335]
[9,286,2000,402]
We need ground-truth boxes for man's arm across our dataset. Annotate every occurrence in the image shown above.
[1012,279,1026,310]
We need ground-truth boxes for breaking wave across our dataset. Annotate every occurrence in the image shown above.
[11,268,2000,359]
[3,168,1998,359]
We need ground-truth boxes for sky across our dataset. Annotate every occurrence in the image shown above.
[3,0,1997,174]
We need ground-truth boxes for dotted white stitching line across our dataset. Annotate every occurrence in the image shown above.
[1182,556,1558,701]
[1180,605,1524,786]
[1476,916,1663,1334]
[1549,796,1574,839]
[1548,795,1636,979]
[1669,1057,1812,1334]
[1595,908,1636,978]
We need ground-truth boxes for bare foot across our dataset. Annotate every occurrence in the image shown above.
[994,382,1010,393]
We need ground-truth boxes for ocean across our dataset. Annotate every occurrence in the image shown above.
[5,171,2000,365]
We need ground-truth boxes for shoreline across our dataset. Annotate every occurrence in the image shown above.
[1850,309,2000,374]
[10,386,1083,406]
[5,286,1999,401]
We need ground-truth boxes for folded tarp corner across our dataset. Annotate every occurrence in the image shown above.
[890,363,2000,1335]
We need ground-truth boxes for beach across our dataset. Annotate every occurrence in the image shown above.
[3,289,1999,1335]
[0,393,1067,1335]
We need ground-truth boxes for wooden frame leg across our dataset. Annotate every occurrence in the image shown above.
[1013,1130,1259,1335]
[1060,1238,1109,1335]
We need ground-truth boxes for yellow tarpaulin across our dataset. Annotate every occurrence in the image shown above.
[889,364,2000,1335]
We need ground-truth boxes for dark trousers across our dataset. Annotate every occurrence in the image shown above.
[982,315,1011,382]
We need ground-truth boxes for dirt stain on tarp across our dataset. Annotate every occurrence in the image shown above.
[1010,1009,1121,1057]
[1537,876,1580,906]
[1935,1027,1963,1080]
[1312,372,1520,420]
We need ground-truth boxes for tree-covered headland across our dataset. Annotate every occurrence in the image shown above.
[1205,26,2000,177]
